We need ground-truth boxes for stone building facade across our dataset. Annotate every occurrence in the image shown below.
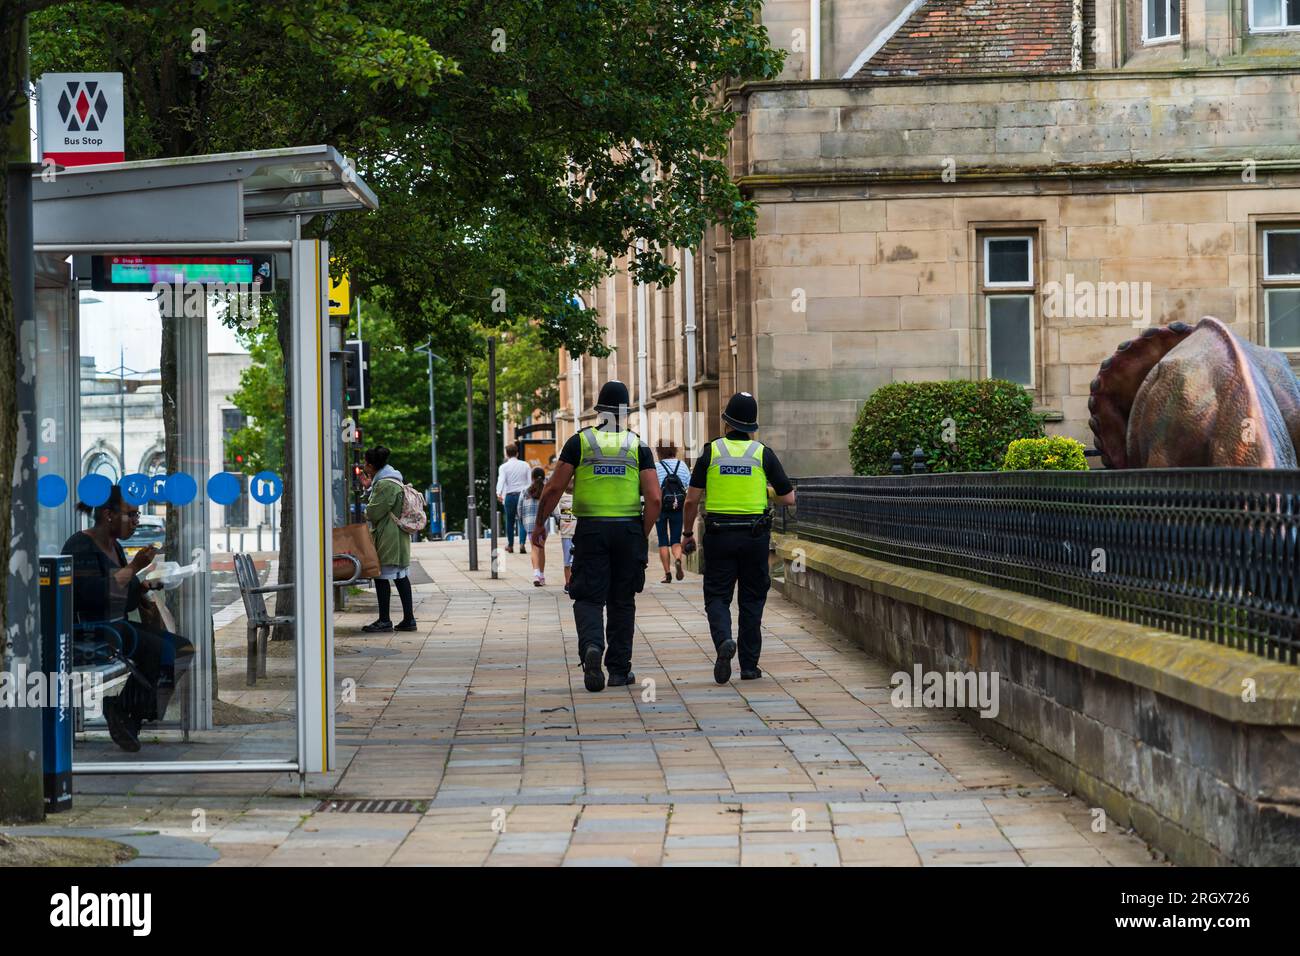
[557,0,1300,476]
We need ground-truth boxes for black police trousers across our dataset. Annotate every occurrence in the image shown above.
[702,526,771,670]
[568,517,647,677]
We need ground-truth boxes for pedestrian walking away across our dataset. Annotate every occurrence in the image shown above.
[497,443,533,554]
[362,445,417,633]
[517,466,553,586]
[531,380,661,693]
[654,443,690,583]
[682,391,796,684]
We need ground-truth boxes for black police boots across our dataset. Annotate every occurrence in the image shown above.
[714,639,736,684]
[582,645,605,693]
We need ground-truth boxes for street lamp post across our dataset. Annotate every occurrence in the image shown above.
[102,345,160,478]
[487,336,499,580]
[414,341,441,486]
[465,372,478,571]
[415,341,442,540]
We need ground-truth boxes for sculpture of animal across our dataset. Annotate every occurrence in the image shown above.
[1088,316,1300,468]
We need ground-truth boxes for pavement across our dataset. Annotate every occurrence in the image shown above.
[15,538,1166,867]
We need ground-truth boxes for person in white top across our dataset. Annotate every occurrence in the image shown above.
[496,444,533,553]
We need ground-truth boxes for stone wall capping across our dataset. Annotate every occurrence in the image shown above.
[730,66,1300,100]
[773,534,1300,727]
[737,160,1300,193]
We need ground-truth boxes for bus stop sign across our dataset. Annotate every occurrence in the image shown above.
[37,73,126,168]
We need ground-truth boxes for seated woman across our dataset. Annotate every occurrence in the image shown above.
[61,485,195,753]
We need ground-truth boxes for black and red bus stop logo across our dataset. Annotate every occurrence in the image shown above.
[56,79,110,134]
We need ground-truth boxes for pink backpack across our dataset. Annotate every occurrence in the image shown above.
[381,478,428,534]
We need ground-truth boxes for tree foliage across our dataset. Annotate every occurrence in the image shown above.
[2,0,785,655]
[26,0,784,368]
[224,327,285,477]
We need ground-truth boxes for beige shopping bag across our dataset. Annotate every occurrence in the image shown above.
[332,523,382,579]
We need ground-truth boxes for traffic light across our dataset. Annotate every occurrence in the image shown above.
[343,339,371,409]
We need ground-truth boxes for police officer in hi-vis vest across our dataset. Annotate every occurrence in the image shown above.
[532,382,661,692]
[682,392,796,683]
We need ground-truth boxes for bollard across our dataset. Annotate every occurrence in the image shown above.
[257,524,263,551]
[890,451,904,475]
[225,525,231,552]
[912,447,928,474]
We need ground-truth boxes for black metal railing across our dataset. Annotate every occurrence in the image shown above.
[782,469,1300,665]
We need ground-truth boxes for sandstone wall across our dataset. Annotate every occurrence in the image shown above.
[751,183,1300,474]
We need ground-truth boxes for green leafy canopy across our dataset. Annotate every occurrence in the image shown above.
[29,0,785,368]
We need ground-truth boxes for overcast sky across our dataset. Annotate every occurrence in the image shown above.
[78,292,248,375]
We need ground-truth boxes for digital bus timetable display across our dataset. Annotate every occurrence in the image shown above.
[90,254,274,291]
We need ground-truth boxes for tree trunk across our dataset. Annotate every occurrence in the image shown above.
[272,290,294,639]
[0,11,46,822]
[0,2,24,664]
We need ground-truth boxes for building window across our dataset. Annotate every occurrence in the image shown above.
[1251,0,1300,31]
[1144,0,1181,42]
[981,235,1037,387]
[984,236,1034,288]
[1263,228,1300,351]
[85,451,119,483]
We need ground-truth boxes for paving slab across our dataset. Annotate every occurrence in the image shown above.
[48,541,1166,868]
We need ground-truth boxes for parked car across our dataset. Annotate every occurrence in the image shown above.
[123,514,166,560]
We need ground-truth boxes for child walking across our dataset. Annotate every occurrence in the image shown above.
[516,467,551,586]
[557,477,577,594]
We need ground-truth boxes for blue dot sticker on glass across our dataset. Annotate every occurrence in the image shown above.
[120,473,151,506]
[150,474,169,503]
[250,471,284,505]
[77,473,112,508]
[207,472,242,507]
[165,472,198,506]
[38,474,68,508]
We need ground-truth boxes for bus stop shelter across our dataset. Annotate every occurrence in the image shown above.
[31,145,377,780]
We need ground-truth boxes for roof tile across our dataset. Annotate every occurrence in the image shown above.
[858,0,1077,77]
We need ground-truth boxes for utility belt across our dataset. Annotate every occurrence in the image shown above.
[575,515,641,524]
[704,510,773,538]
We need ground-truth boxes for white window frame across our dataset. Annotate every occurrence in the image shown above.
[1263,228,1300,352]
[1249,0,1300,33]
[1142,0,1181,43]
[985,294,1038,388]
[982,236,1035,289]
[1264,228,1300,281]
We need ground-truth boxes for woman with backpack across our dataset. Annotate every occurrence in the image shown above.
[655,443,690,583]
[362,445,417,632]
[517,467,551,586]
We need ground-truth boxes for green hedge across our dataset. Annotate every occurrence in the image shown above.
[1001,436,1089,471]
[849,380,1043,475]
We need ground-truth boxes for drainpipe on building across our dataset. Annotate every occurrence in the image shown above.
[1071,0,1084,72]
[683,248,698,459]
[810,0,821,80]
[636,238,649,432]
